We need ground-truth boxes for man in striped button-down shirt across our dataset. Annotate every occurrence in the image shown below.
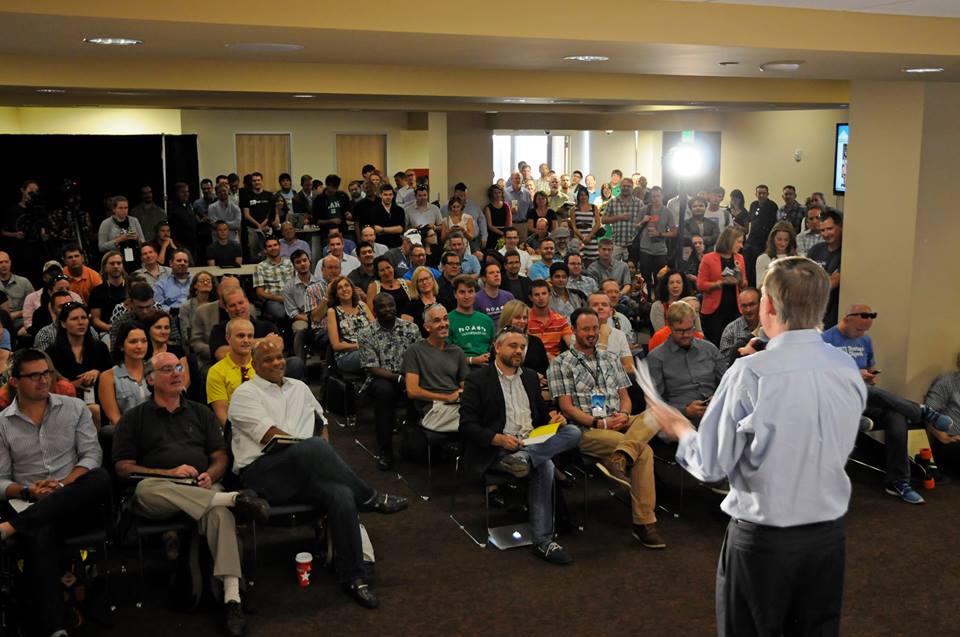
[0,348,110,637]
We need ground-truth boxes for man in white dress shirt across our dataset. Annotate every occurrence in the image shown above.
[651,256,867,637]
[227,340,408,610]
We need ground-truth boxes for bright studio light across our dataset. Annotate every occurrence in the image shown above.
[669,144,705,180]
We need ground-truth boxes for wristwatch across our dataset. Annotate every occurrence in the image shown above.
[20,484,30,501]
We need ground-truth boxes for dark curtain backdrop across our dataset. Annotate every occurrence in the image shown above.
[660,131,722,201]
[0,133,198,227]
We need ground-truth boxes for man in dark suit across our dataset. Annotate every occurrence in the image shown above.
[459,327,581,565]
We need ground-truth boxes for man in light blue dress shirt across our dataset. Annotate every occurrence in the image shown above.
[651,256,867,637]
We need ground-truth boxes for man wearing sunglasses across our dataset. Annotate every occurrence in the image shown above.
[823,304,953,504]
[0,348,110,637]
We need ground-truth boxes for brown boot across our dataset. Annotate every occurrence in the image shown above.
[597,452,631,488]
[633,523,667,549]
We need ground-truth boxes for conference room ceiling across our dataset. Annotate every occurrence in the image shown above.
[0,1,956,111]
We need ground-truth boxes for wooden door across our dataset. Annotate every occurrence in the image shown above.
[336,134,386,182]
[235,133,291,191]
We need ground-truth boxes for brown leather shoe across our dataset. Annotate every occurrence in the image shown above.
[633,523,667,549]
[597,452,631,488]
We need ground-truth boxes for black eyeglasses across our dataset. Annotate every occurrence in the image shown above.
[846,312,878,319]
[53,274,71,282]
[155,364,184,375]
[17,370,51,381]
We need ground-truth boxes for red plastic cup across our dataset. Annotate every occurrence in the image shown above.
[295,552,313,587]
[919,448,933,461]
[923,478,936,490]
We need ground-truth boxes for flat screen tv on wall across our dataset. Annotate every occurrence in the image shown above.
[834,123,849,195]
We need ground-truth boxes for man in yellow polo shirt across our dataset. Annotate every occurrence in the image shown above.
[207,317,258,427]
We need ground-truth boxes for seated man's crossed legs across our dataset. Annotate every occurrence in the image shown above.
[238,437,408,609]
[579,414,665,549]
[494,424,582,565]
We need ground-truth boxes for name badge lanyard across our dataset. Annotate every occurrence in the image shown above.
[575,352,607,410]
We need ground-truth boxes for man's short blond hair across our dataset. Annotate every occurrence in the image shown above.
[666,300,696,326]
[761,256,829,330]
[225,317,253,337]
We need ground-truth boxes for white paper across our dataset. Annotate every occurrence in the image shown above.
[634,359,666,408]
[123,247,134,262]
[9,498,32,513]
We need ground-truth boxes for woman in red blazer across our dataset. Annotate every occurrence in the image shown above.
[697,226,748,346]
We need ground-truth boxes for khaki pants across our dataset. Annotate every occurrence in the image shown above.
[133,478,242,579]
[579,413,658,525]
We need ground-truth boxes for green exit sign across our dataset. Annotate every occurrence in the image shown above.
[681,130,695,143]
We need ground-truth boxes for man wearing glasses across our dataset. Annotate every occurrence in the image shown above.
[0,348,110,637]
[114,351,269,637]
[436,251,461,310]
[647,301,727,426]
[822,304,952,504]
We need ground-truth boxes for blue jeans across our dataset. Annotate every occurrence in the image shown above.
[496,424,581,545]
[336,350,362,374]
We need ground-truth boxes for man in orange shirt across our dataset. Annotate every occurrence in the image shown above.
[526,279,572,358]
[62,244,102,303]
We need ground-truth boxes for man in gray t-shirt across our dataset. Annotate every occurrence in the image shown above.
[401,304,469,414]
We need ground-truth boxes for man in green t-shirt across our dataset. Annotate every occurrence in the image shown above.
[447,274,495,367]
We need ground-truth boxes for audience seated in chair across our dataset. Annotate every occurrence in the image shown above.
[208,318,264,428]
[190,275,240,366]
[924,364,960,476]
[402,303,469,434]
[227,340,408,610]
[718,287,761,363]
[357,293,420,470]
[282,249,318,362]
[647,296,704,352]
[822,304,952,505]
[647,301,727,427]
[547,308,665,549]
[253,238,294,324]
[208,286,304,379]
[460,328,581,565]
[587,293,635,376]
[98,321,150,428]
[114,352,269,637]
[447,275,495,369]
[327,276,374,375]
[527,279,573,359]
[0,348,111,637]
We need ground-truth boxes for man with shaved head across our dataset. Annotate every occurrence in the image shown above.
[207,318,257,427]
[823,303,952,504]
[115,351,269,637]
[229,339,408,610]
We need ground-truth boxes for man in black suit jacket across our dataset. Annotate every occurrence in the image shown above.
[459,328,581,565]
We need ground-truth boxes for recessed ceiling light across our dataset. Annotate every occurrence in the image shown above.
[36,88,66,94]
[225,42,303,52]
[718,61,739,66]
[292,94,316,98]
[108,91,148,96]
[83,37,142,46]
[563,55,609,62]
[503,98,527,103]
[902,67,944,74]
[759,61,804,72]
